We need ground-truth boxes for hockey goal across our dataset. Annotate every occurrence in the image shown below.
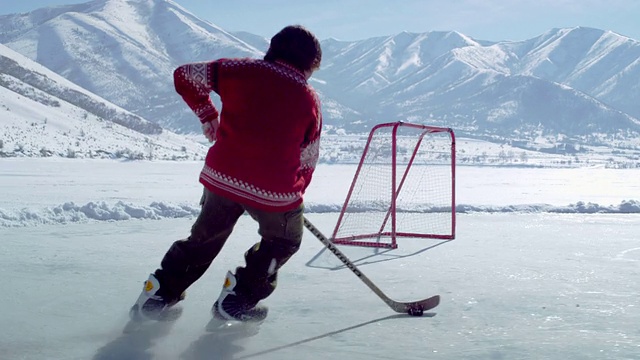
[331,122,456,249]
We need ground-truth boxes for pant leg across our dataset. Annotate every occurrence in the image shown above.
[233,203,304,305]
[154,188,245,302]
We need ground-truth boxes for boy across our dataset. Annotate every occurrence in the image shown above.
[130,25,322,322]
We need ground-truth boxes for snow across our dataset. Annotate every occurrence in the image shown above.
[2,159,640,227]
[0,43,208,160]
[1,158,639,359]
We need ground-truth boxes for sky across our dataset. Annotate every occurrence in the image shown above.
[1,0,639,42]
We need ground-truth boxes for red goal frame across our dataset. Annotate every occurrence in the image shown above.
[330,121,456,249]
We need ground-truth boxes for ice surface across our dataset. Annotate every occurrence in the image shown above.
[0,159,639,359]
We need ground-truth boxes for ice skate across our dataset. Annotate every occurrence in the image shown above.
[211,271,268,323]
[128,274,184,323]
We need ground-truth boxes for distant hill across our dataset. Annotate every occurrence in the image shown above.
[0,43,206,160]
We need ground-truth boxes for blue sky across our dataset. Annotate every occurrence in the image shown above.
[2,0,639,41]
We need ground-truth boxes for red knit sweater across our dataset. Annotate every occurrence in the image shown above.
[174,58,322,212]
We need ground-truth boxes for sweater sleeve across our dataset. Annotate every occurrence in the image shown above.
[173,61,220,124]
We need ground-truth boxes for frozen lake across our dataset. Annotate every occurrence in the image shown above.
[0,158,639,359]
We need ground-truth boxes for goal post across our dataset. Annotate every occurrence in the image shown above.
[331,121,456,249]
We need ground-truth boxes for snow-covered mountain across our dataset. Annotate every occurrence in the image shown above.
[1,0,640,148]
[0,43,206,159]
[0,0,261,133]
[315,28,640,138]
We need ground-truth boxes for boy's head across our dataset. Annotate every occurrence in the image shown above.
[264,25,322,74]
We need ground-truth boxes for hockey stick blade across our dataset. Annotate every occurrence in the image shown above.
[303,217,440,314]
[391,294,440,314]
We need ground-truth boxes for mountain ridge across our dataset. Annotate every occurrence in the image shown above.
[0,42,207,160]
[1,0,639,152]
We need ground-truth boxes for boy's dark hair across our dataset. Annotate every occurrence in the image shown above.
[264,25,322,72]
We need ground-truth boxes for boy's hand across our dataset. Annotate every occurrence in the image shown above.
[202,117,219,142]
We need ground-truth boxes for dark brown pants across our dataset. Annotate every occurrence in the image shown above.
[154,188,304,304]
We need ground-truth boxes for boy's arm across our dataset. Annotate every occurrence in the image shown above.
[173,61,220,124]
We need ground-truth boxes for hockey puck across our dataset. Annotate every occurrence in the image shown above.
[407,307,424,317]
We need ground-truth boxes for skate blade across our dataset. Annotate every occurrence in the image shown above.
[205,318,262,337]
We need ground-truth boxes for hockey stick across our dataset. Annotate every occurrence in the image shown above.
[303,216,440,315]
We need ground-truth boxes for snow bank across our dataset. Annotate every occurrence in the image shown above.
[0,201,200,227]
[455,200,640,214]
[1,200,639,227]
[306,200,640,214]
